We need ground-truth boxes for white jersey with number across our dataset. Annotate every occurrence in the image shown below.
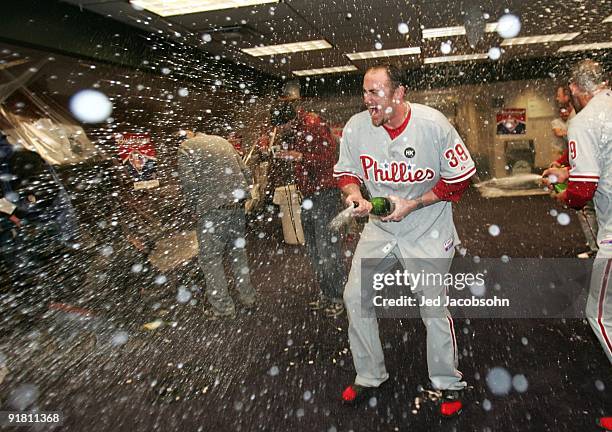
[567,88,612,249]
[333,103,475,256]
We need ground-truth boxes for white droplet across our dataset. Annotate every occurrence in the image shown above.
[234,237,246,248]
[430,229,440,239]
[346,13,352,19]
[486,367,512,396]
[202,33,212,43]
[488,224,501,237]
[69,90,112,123]
[303,390,312,401]
[557,213,571,226]
[101,245,114,257]
[595,380,605,391]
[268,366,279,376]
[176,286,192,304]
[232,189,246,200]
[368,396,377,407]
[549,209,558,217]
[440,41,452,54]
[496,14,521,38]
[111,331,129,346]
[302,199,313,210]
[512,374,529,393]
[8,384,39,410]
[374,42,383,50]
[488,47,501,60]
[470,280,486,297]
[178,88,189,97]
[155,275,167,285]
[482,398,492,411]
[305,134,313,142]
[397,22,409,34]
[161,67,171,75]
[521,337,529,345]
[296,408,305,418]
[501,255,510,263]
[131,263,143,273]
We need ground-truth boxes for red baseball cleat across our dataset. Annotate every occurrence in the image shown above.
[597,417,612,430]
[439,389,464,417]
[341,384,375,405]
[440,400,463,417]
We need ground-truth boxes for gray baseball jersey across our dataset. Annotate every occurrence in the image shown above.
[567,88,612,249]
[567,88,612,363]
[336,103,473,390]
[333,103,475,258]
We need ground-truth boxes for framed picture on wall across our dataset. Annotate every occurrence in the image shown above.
[496,108,526,135]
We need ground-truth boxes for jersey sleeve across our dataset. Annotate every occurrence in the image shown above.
[333,120,363,184]
[567,123,600,183]
[439,126,476,184]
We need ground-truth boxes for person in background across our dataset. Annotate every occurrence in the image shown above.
[177,132,256,319]
[542,60,611,430]
[269,101,347,318]
[549,89,598,258]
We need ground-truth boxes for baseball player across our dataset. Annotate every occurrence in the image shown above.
[334,64,475,416]
[542,60,611,430]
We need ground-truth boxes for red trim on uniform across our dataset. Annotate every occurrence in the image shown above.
[569,174,600,181]
[597,259,612,357]
[555,150,569,167]
[383,108,412,140]
[337,175,361,189]
[432,178,471,203]
[564,181,598,209]
[447,316,457,361]
[442,166,476,183]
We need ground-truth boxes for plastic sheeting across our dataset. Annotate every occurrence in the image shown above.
[2,112,98,165]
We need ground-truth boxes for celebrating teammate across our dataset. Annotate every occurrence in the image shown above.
[333,64,475,416]
[542,59,611,430]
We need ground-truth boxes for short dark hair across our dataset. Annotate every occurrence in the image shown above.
[367,64,405,90]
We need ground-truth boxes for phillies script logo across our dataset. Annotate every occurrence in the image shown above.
[360,155,435,184]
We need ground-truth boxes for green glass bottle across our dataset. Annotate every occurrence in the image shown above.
[370,197,395,217]
[554,182,567,193]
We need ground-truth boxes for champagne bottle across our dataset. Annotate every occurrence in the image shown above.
[351,197,395,217]
[370,197,395,216]
[554,182,567,193]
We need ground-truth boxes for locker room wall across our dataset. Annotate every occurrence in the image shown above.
[262,77,564,180]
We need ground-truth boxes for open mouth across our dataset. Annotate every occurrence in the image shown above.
[367,105,381,116]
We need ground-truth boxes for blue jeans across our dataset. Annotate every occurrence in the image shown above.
[301,189,347,302]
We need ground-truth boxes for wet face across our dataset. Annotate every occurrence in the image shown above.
[569,83,585,112]
[559,107,570,121]
[556,87,570,107]
[363,68,404,127]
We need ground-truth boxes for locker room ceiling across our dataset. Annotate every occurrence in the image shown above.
[60,0,611,78]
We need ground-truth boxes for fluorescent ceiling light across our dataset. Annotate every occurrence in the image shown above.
[501,32,580,46]
[422,23,499,39]
[424,53,488,64]
[241,40,332,56]
[422,26,465,39]
[557,42,612,52]
[345,46,421,60]
[293,65,358,76]
[129,0,278,17]
[603,15,612,23]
